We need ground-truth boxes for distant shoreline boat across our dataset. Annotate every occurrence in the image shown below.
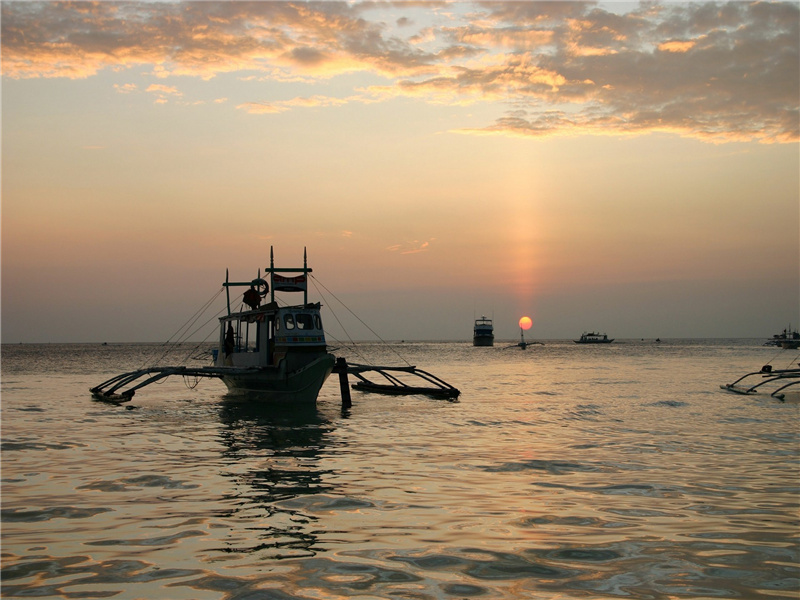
[765,326,800,349]
[574,331,614,344]
[473,316,494,347]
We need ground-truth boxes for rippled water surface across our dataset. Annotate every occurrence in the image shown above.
[2,340,798,599]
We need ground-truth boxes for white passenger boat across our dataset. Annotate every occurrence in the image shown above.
[574,331,614,344]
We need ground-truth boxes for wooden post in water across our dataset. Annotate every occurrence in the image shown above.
[336,357,352,409]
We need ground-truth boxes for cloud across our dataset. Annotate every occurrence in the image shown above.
[145,83,182,104]
[387,239,434,255]
[658,39,696,53]
[1,1,796,143]
[236,101,288,115]
[114,83,138,93]
[146,84,180,95]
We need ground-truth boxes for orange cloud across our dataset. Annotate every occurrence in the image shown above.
[387,239,434,255]
[658,40,697,53]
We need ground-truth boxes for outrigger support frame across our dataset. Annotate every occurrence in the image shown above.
[721,366,800,400]
[90,359,461,404]
[91,366,244,402]
[337,361,461,400]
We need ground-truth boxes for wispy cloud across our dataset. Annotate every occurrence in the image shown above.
[387,239,434,255]
[113,83,138,94]
[2,2,796,143]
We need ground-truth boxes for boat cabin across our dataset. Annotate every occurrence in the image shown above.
[216,303,327,371]
[215,248,329,373]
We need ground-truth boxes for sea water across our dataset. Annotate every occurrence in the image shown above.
[2,339,798,599]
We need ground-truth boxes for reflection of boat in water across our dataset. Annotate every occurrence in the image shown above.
[764,326,800,349]
[90,248,459,405]
[214,400,334,558]
[473,316,494,347]
[720,363,800,401]
[574,332,614,344]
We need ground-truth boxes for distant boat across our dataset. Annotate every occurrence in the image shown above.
[574,331,614,344]
[473,316,494,347]
[765,326,800,349]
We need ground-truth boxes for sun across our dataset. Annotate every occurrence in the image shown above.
[519,316,532,330]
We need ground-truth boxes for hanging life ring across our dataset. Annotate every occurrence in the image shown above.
[251,278,269,297]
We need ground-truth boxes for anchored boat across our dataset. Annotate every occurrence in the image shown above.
[473,316,494,346]
[90,248,459,406]
[764,326,800,349]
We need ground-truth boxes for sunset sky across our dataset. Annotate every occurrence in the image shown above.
[2,1,798,343]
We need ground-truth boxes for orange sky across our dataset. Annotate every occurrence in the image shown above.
[2,1,798,342]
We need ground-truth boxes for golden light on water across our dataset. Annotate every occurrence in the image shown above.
[519,316,533,330]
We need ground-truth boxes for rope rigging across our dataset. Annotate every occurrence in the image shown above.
[133,271,417,375]
[762,346,800,371]
[139,287,227,370]
[310,274,412,368]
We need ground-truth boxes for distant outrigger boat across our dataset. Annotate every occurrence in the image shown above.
[90,248,459,406]
[473,316,494,346]
[765,326,800,350]
[574,332,614,344]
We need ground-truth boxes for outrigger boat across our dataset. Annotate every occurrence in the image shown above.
[720,363,800,401]
[90,248,460,406]
[764,326,800,350]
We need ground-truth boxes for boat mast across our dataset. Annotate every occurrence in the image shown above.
[270,246,275,304]
[225,269,230,316]
[266,246,312,305]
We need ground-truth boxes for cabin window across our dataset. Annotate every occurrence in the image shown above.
[283,314,295,330]
[296,313,314,330]
[314,314,322,329]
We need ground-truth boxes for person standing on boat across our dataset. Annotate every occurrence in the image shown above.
[224,323,235,365]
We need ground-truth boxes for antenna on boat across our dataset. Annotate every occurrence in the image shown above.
[225,269,231,316]
[269,246,275,303]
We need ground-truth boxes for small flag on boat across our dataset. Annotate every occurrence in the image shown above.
[273,274,307,292]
